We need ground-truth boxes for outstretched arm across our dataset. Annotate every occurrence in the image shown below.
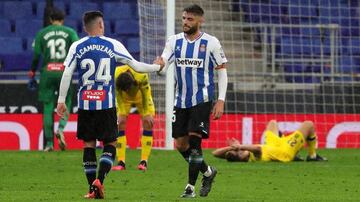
[212,146,235,159]
[232,144,262,155]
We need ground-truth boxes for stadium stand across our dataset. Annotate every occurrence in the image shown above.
[15,19,43,38]
[0,19,12,37]
[239,0,360,83]
[3,1,32,20]
[0,0,139,73]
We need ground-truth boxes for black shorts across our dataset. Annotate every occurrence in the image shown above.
[172,101,212,139]
[77,108,118,144]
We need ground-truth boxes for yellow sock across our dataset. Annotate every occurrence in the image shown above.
[116,135,127,162]
[141,134,153,161]
[307,133,317,157]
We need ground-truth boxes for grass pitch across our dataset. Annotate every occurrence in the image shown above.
[0,149,359,201]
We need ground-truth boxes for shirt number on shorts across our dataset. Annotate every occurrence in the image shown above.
[81,58,111,85]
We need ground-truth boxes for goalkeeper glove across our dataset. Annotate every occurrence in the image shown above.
[27,70,37,91]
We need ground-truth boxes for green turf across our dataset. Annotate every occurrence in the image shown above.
[0,149,359,201]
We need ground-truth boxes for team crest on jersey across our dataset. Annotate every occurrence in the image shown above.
[200,44,206,52]
[175,46,181,51]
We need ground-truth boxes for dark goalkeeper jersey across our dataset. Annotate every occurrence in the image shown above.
[31,24,79,74]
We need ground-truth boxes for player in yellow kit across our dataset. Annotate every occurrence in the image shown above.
[212,120,327,162]
[112,65,155,171]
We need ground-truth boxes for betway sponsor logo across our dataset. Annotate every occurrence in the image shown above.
[176,58,203,68]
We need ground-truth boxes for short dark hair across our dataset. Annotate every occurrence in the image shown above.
[116,72,135,91]
[183,4,204,16]
[83,11,103,27]
[50,8,65,21]
[225,151,240,162]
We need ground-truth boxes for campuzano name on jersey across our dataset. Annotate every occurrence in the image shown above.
[58,36,160,111]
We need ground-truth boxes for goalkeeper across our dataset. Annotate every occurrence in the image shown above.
[112,65,155,171]
[213,120,327,162]
[29,8,79,151]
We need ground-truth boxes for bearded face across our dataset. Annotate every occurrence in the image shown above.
[182,11,202,36]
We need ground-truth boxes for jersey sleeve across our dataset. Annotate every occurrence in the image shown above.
[30,31,43,71]
[139,74,153,111]
[211,37,228,69]
[69,29,79,43]
[161,36,175,64]
[111,38,160,72]
[114,68,125,110]
[58,43,77,103]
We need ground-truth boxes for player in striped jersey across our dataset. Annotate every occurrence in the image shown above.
[158,4,228,198]
[56,11,163,199]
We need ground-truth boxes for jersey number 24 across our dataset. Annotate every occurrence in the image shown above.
[81,58,111,86]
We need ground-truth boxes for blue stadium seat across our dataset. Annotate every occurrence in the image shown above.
[64,19,79,33]
[300,27,320,37]
[0,52,33,71]
[68,2,99,20]
[288,0,318,24]
[338,56,355,74]
[0,19,12,37]
[103,3,133,20]
[0,37,24,54]
[3,1,33,20]
[349,38,360,55]
[283,63,306,83]
[280,36,302,56]
[26,38,35,52]
[15,19,43,38]
[36,2,66,19]
[127,37,140,53]
[114,20,139,35]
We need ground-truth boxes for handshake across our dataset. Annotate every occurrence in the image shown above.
[153,56,165,74]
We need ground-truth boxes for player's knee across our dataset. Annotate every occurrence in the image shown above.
[175,140,189,152]
[303,121,314,128]
[118,118,127,130]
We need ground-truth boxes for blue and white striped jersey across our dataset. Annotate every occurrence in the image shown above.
[161,32,227,108]
[63,36,134,110]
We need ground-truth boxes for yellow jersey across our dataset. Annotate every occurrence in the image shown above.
[260,130,305,162]
[114,65,155,116]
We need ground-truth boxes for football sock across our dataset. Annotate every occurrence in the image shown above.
[43,101,54,147]
[116,131,126,162]
[307,133,317,158]
[188,135,203,186]
[141,130,153,161]
[57,115,68,133]
[203,166,212,177]
[83,147,97,190]
[98,145,116,184]
[180,148,191,163]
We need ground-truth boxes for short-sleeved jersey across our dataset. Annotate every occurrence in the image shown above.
[63,36,135,110]
[161,32,227,108]
[114,65,155,116]
[32,25,79,72]
[260,130,305,162]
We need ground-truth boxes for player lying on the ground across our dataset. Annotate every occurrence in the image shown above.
[212,120,327,162]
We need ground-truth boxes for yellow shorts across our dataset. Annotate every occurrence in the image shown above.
[264,130,305,161]
[117,99,155,117]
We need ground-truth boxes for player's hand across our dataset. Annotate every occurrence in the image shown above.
[142,115,154,129]
[227,138,240,147]
[212,100,225,120]
[153,56,165,72]
[28,70,35,78]
[56,103,69,118]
